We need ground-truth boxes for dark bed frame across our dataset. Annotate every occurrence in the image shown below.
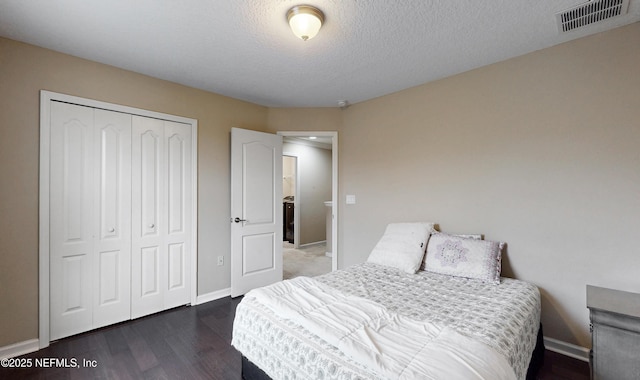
[241,324,546,380]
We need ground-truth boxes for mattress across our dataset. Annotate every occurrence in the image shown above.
[232,262,541,380]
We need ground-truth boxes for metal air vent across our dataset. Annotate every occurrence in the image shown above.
[556,0,629,32]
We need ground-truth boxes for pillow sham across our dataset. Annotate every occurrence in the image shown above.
[367,222,435,274]
[424,233,502,284]
[420,232,482,270]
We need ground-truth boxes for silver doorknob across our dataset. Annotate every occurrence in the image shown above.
[149,223,155,228]
[234,217,247,223]
[108,227,115,233]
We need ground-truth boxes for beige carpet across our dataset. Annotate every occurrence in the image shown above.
[283,242,331,280]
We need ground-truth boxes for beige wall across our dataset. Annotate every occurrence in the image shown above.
[266,107,343,133]
[283,156,296,198]
[338,23,640,347]
[0,37,268,347]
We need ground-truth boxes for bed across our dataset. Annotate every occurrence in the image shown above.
[232,223,542,380]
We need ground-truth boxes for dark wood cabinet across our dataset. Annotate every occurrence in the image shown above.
[283,202,294,243]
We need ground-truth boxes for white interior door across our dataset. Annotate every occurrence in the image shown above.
[231,128,283,297]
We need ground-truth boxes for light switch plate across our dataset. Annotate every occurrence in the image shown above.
[346,195,356,204]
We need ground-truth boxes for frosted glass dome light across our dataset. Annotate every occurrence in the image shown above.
[287,5,324,41]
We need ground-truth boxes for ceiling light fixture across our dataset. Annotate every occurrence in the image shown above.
[287,5,324,41]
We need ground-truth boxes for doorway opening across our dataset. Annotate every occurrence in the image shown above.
[279,131,338,279]
[282,155,296,245]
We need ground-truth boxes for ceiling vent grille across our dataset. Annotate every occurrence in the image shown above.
[556,0,629,32]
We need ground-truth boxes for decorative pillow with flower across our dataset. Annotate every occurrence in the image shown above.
[420,232,482,270]
[424,233,503,284]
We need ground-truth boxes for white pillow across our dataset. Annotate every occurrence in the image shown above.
[367,222,435,273]
[424,233,502,284]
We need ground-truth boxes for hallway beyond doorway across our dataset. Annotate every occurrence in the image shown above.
[283,242,331,280]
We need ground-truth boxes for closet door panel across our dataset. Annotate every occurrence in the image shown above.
[50,102,94,340]
[92,109,132,328]
[168,243,185,290]
[141,247,160,296]
[164,121,192,309]
[140,130,160,237]
[168,133,184,234]
[96,251,119,302]
[131,116,166,318]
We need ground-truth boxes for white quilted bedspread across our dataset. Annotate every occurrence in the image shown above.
[232,263,540,380]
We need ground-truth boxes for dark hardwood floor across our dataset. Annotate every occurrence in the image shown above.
[537,350,590,380]
[2,296,589,379]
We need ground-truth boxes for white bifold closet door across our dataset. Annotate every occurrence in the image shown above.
[131,116,192,319]
[49,101,192,340]
[50,102,132,340]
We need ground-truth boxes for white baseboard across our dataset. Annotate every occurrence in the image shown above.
[299,240,326,248]
[544,336,590,362]
[0,338,40,359]
[196,287,231,305]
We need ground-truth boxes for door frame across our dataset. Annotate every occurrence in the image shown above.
[281,153,300,248]
[39,90,198,348]
[278,131,338,272]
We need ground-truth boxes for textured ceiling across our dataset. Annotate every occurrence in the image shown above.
[1,0,638,107]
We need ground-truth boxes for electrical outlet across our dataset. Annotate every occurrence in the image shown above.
[217,256,224,266]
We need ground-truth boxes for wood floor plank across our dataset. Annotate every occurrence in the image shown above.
[126,334,159,372]
[1,296,590,379]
